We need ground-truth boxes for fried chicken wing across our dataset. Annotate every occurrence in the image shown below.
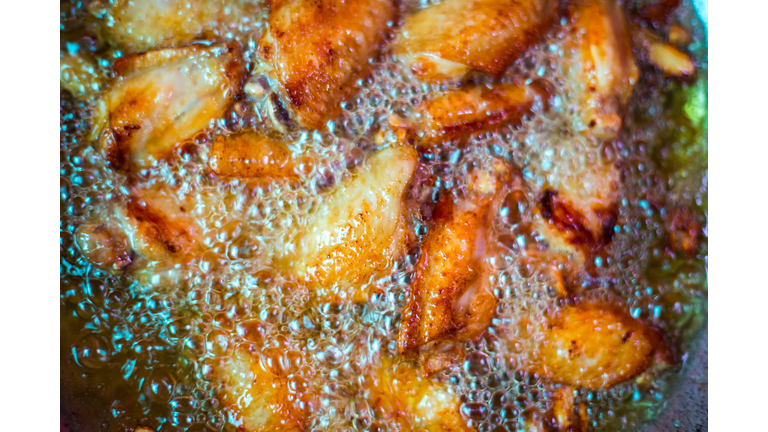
[534,303,671,389]
[392,0,559,83]
[208,131,305,179]
[564,0,638,140]
[254,0,396,130]
[95,0,260,52]
[398,169,507,367]
[92,43,244,173]
[215,346,307,432]
[277,145,418,302]
[367,357,471,432]
[533,153,619,264]
[76,182,236,271]
[401,82,548,146]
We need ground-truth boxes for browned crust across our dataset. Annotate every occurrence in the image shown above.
[468,1,560,78]
[261,0,397,129]
[398,189,499,358]
[538,189,617,252]
[126,199,198,256]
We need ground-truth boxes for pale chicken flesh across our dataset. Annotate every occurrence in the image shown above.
[95,0,260,52]
[92,43,245,173]
[392,0,559,83]
[276,145,418,302]
[255,0,396,130]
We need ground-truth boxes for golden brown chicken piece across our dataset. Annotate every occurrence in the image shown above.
[400,82,548,146]
[91,43,244,173]
[392,0,559,83]
[533,303,671,389]
[277,145,418,302]
[564,0,638,140]
[398,169,506,369]
[114,185,209,262]
[94,0,260,52]
[366,357,471,432]
[208,131,306,179]
[533,153,619,265]
[76,181,237,271]
[60,52,105,100]
[254,0,396,130]
[214,345,308,432]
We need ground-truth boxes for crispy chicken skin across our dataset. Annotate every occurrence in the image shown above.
[256,0,396,130]
[403,82,548,146]
[208,131,303,179]
[78,183,228,269]
[366,357,471,432]
[564,0,638,140]
[533,154,619,264]
[392,0,559,83]
[278,146,418,302]
[533,303,671,389]
[92,43,245,173]
[398,170,505,365]
[115,184,209,262]
[95,0,260,52]
[214,346,307,432]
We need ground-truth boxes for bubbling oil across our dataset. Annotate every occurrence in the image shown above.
[60,0,708,431]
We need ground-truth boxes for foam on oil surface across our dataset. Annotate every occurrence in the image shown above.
[60,1,708,430]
